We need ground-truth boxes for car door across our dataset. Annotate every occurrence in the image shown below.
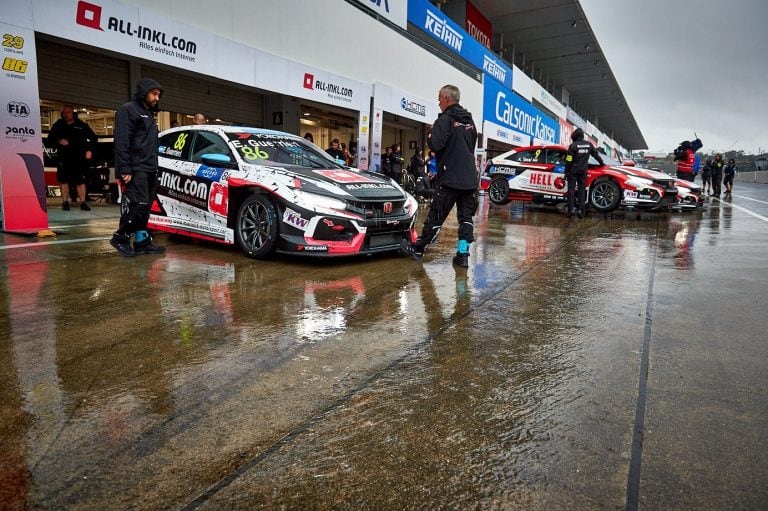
[153,129,231,240]
[507,148,562,195]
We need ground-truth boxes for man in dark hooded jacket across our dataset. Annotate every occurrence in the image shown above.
[110,78,165,257]
[565,127,602,218]
[401,84,478,268]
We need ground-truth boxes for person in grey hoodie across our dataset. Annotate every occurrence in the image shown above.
[110,78,165,257]
[401,84,478,268]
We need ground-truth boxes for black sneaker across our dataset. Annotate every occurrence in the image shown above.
[110,234,135,257]
[577,210,585,218]
[62,201,70,211]
[452,252,469,268]
[134,242,166,255]
[80,202,91,211]
[400,239,423,260]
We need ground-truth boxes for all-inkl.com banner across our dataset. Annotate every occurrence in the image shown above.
[407,0,512,90]
[483,78,559,146]
[32,0,216,76]
[0,21,48,232]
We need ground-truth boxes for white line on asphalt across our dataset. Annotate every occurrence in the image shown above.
[732,194,768,205]
[714,198,768,223]
[0,237,110,250]
[49,221,117,229]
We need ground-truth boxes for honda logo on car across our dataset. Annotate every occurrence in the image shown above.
[495,91,556,143]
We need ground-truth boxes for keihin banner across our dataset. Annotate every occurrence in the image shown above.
[408,0,512,90]
[351,0,407,29]
[483,78,559,146]
[0,22,48,232]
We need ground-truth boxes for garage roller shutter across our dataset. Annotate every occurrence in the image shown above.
[141,65,264,126]
[36,39,130,109]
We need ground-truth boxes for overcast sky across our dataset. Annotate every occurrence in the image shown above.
[580,0,768,155]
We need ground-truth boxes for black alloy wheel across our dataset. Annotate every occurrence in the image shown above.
[235,193,279,258]
[588,179,621,212]
[488,176,512,205]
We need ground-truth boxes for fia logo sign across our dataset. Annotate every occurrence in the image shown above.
[7,101,30,117]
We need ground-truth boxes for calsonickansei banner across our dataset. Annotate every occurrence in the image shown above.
[483,78,560,146]
[407,0,512,91]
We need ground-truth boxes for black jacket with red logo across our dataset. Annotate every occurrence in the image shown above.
[427,104,478,190]
[565,139,603,175]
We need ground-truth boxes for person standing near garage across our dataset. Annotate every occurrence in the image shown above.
[565,127,603,218]
[109,78,166,257]
[48,105,97,211]
[400,84,478,268]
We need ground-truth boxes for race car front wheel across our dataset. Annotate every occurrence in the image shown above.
[589,179,621,213]
[236,193,278,258]
[488,176,512,205]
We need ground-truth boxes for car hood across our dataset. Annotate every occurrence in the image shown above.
[245,164,406,201]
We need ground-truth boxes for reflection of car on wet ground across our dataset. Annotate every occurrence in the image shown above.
[483,145,679,212]
[148,126,419,259]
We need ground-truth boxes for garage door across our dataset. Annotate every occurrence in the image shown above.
[36,38,130,109]
[141,65,264,126]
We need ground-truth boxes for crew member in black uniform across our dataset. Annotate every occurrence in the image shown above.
[47,105,97,211]
[110,78,166,257]
[565,128,603,218]
[400,84,478,268]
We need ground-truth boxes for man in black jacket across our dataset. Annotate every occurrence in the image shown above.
[401,84,478,268]
[565,127,602,218]
[47,105,97,211]
[109,78,165,257]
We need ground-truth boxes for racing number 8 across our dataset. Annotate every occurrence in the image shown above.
[241,146,269,160]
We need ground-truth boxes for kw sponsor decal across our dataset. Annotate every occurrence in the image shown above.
[75,0,198,62]
[158,169,210,209]
[283,208,309,231]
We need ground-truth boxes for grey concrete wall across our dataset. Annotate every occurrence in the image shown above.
[735,171,768,183]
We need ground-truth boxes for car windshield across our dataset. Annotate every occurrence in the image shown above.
[592,153,621,166]
[226,132,344,169]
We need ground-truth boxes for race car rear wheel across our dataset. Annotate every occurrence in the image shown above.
[235,193,278,258]
[488,176,512,205]
[589,179,621,212]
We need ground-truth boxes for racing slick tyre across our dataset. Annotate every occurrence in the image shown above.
[235,193,279,259]
[589,179,621,213]
[488,176,512,205]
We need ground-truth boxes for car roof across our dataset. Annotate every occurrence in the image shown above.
[161,125,301,139]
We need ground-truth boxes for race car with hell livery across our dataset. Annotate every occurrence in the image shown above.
[484,145,678,212]
[148,126,419,258]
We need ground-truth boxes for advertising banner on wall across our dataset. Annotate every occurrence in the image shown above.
[408,0,512,90]
[559,118,575,146]
[483,78,559,146]
[566,107,587,130]
[373,81,439,125]
[482,120,530,147]
[356,111,370,171]
[33,0,216,76]
[370,108,384,172]
[0,22,48,233]
[466,1,492,49]
[532,82,567,120]
[350,0,407,29]
[287,61,371,112]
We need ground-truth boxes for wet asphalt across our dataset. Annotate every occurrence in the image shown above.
[1,184,766,510]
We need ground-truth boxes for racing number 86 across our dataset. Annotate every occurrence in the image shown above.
[174,133,188,150]
[241,146,269,160]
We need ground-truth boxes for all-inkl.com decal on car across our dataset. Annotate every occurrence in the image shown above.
[158,169,210,209]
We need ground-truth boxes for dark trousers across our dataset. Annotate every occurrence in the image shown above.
[712,171,723,195]
[566,172,586,213]
[416,185,478,248]
[118,171,157,236]
[676,170,695,182]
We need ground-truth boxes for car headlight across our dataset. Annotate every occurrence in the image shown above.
[625,177,653,189]
[291,189,348,212]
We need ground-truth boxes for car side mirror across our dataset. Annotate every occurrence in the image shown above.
[201,153,233,166]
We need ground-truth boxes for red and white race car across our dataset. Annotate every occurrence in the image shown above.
[484,145,678,213]
[618,161,703,210]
